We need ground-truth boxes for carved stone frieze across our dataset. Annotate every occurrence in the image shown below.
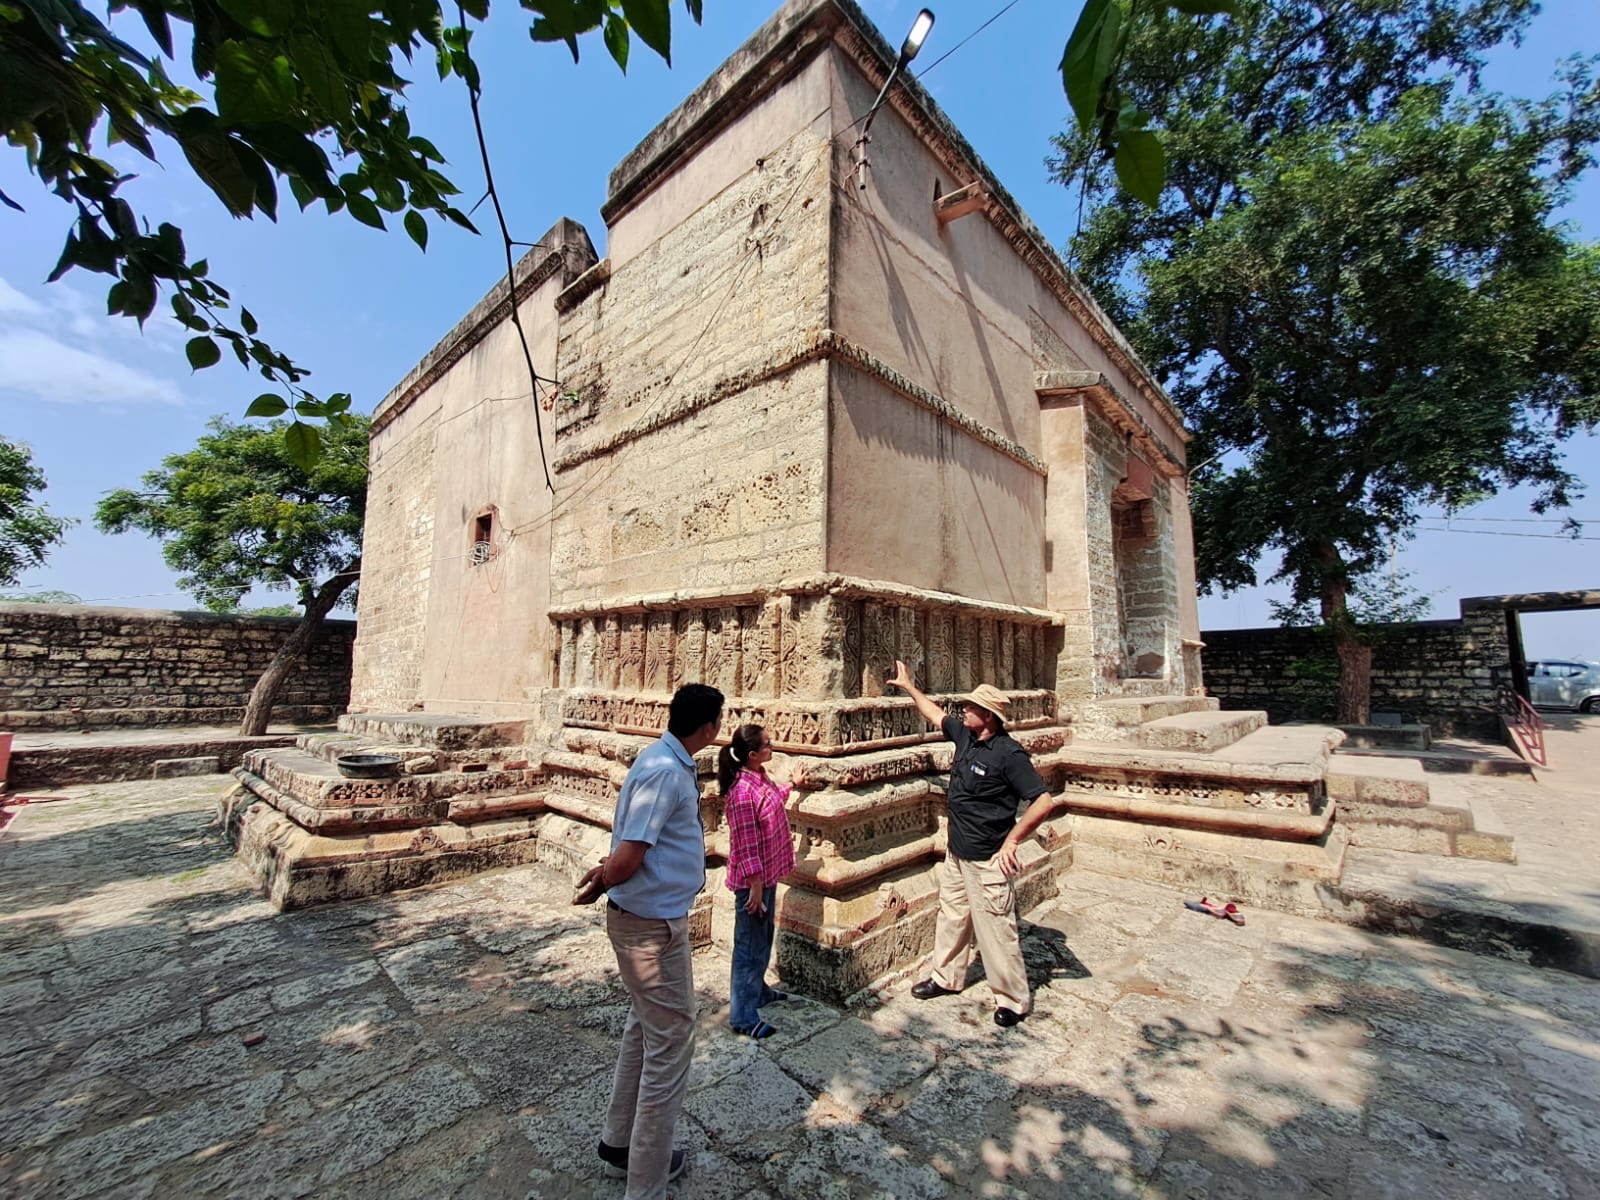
[547,579,1060,702]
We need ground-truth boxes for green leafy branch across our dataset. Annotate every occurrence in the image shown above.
[2,0,702,467]
[1061,0,1238,206]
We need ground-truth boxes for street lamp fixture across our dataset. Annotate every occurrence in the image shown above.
[855,9,936,190]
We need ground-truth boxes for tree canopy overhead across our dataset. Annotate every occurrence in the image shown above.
[1053,0,1600,721]
[2,1,702,463]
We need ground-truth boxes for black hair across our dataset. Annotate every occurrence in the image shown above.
[667,682,724,738]
[717,723,766,796]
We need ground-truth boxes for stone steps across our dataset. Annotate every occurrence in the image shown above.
[1071,695,1219,742]
[1324,755,1515,861]
[1323,845,1598,979]
[1059,812,1350,916]
[1139,708,1266,752]
[336,711,532,750]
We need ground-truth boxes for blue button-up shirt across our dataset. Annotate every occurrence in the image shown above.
[607,731,706,919]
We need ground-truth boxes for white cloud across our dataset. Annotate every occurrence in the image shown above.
[0,328,183,406]
[0,276,46,317]
[0,272,189,405]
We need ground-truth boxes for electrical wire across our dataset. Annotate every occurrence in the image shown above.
[1415,526,1600,542]
[913,0,1024,80]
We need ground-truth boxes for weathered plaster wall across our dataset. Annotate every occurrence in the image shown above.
[353,222,591,717]
[550,61,836,610]
[0,604,354,729]
[1202,604,1509,736]
[351,401,438,712]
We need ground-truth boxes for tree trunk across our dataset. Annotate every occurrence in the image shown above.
[1333,624,1372,725]
[1315,544,1371,726]
[238,561,359,737]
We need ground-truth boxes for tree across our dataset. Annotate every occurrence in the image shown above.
[3,0,702,464]
[96,414,368,734]
[0,436,73,586]
[1053,0,1600,723]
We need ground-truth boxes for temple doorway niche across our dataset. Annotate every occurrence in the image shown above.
[1112,455,1169,682]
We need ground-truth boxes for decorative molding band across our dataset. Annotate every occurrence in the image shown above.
[548,573,1063,625]
[561,689,1058,756]
[1035,371,1185,477]
[552,329,1047,475]
[555,257,611,313]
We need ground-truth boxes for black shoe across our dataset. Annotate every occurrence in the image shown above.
[910,979,960,1000]
[993,1007,1024,1028]
[598,1142,687,1181]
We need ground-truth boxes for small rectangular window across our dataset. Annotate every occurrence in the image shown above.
[470,509,496,566]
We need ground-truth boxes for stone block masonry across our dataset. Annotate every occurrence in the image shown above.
[0,603,355,730]
[1202,602,1508,737]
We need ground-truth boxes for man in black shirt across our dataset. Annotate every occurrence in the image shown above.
[887,659,1059,1027]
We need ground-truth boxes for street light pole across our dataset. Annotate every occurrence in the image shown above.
[853,9,935,191]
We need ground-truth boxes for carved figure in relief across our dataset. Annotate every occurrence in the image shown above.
[569,684,726,1196]
[887,660,1062,1028]
[644,612,674,693]
[927,613,954,692]
[620,616,646,691]
[840,601,863,698]
[717,723,796,1038]
[600,615,623,690]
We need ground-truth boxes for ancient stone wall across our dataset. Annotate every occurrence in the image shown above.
[550,117,834,609]
[0,604,354,729]
[1202,605,1509,736]
[350,404,438,711]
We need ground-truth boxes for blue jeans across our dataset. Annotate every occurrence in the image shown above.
[729,884,779,1028]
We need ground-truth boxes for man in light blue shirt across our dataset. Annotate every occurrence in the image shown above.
[574,682,723,1200]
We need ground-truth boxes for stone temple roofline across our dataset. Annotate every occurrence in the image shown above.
[601,0,1187,447]
[371,218,597,435]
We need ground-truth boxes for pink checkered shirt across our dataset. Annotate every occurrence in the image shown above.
[723,769,796,890]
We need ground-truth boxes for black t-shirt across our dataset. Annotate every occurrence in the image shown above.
[941,715,1048,860]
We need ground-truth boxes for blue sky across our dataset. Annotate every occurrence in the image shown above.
[1,0,1596,657]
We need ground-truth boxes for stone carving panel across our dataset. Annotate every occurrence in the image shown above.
[707,606,742,695]
[674,608,706,687]
[997,620,1015,689]
[954,616,976,692]
[861,602,893,696]
[558,623,577,689]
[896,606,924,694]
[840,600,863,698]
[644,611,674,693]
[619,614,645,692]
[600,615,622,690]
[576,618,599,688]
[926,612,954,692]
[977,619,996,686]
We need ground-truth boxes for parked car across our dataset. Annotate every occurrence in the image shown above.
[1525,660,1600,712]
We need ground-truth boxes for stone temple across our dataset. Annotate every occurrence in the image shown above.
[222,0,1512,1002]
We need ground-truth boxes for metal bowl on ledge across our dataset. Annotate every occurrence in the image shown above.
[335,753,404,780]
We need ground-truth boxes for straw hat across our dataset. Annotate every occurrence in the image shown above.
[961,684,1010,720]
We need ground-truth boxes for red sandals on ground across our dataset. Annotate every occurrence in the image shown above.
[1183,896,1245,925]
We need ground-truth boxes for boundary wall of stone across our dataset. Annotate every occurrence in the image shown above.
[1201,604,1508,737]
[0,604,355,730]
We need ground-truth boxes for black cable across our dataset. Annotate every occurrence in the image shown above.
[458,4,555,493]
[913,0,1024,80]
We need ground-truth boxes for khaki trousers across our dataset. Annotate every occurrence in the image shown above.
[604,906,696,1200]
[927,850,1031,1014]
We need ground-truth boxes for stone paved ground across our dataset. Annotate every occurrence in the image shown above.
[3,776,1599,1200]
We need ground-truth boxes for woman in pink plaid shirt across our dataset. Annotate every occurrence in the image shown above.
[717,723,797,1038]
